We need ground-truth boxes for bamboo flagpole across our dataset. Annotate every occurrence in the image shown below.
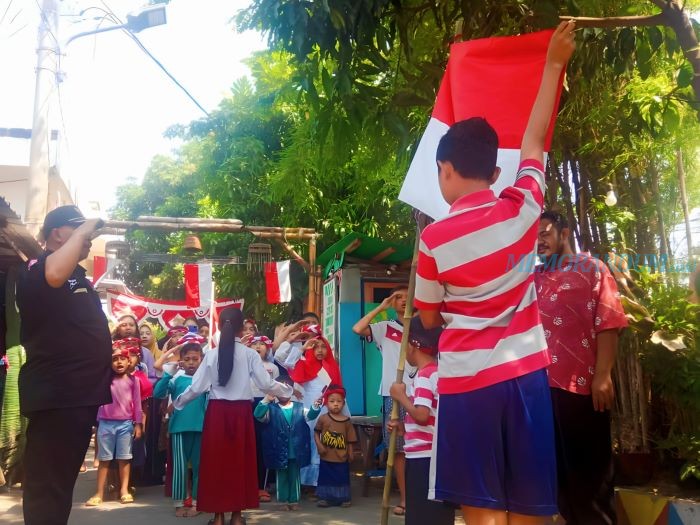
[380,215,424,525]
[208,273,216,349]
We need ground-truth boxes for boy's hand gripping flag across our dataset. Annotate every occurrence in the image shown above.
[398,30,565,219]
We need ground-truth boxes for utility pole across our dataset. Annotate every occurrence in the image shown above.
[25,0,59,238]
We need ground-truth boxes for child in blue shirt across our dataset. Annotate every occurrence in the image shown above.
[253,377,322,510]
[154,342,207,517]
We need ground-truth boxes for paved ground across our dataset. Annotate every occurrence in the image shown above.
[0,468,463,524]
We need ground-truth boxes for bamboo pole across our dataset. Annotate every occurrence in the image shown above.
[137,216,244,225]
[100,220,317,239]
[676,148,693,259]
[558,14,667,28]
[307,235,318,315]
[380,219,422,525]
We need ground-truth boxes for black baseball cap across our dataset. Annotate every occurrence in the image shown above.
[41,205,86,239]
[409,316,443,355]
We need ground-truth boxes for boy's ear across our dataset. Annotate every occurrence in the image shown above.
[438,160,455,179]
[489,167,501,185]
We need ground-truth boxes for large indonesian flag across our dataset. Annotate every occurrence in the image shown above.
[399,29,563,219]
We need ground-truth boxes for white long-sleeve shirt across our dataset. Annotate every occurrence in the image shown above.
[274,341,304,370]
[173,340,293,410]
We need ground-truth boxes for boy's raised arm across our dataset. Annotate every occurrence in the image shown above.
[520,20,576,165]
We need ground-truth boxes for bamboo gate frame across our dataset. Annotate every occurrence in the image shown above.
[100,216,323,315]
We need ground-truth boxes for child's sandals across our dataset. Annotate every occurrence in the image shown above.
[85,496,102,507]
[120,493,134,504]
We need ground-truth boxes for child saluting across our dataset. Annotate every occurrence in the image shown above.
[314,385,357,508]
[86,345,142,506]
[254,376,322,510]
[154,335,207,517]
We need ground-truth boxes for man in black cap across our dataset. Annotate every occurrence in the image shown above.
[17,205,112,525]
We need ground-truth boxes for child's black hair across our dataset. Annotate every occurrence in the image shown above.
[302,311,320,323]
[180,343,203,358]
[389,284,408,295]
[436,117,499,180]
[279,376,295,388]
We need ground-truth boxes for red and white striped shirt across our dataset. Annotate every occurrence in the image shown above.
[404,362,438,459]
[415,160,550,395]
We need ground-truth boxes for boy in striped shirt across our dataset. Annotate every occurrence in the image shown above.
[388,317,454,525]
[415,22,576,524]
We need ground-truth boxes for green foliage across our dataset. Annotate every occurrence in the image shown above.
[623,270,700,481]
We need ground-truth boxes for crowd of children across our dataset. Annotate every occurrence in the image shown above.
[83,298,446,524]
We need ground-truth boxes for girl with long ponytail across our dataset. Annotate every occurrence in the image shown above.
[173,307,292,525]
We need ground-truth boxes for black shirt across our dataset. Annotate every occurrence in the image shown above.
[16,253,112,414]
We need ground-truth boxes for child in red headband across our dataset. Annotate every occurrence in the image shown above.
[86,346,143,507]
[249,334,280,502]
[254,376,322,510]
[154,327,192,373]
[241,318,258,346]
[314,384,357,508]
[388,317,454,525]
[117,337,153,488]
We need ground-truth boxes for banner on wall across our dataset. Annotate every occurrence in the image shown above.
[322,277,338,352]
[105,290,244,328]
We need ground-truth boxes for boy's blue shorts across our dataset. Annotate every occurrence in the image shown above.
[96,420,134,461]
[429,369,558,516]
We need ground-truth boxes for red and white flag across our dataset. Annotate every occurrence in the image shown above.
[184,263,213,308]
[399,29,564,219]
[265,260,292,304]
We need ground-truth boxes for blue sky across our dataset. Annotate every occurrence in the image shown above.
[0,0,265,213]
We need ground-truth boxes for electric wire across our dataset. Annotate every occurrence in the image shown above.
[98,1,210,116]
[0,0,14,27]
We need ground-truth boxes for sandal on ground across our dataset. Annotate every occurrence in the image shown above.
[120,494,134,504]
[258,489,271,503]
[79,464,87,473]
[393,505,406,516]
[317,500,330,508]
[85,496,102,507]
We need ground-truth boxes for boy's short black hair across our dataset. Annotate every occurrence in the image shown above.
[279,376,295,388]
[181,343,203,357]
[409,316,443,353]
[540,210,569,232]
[197,318,209,328]
[436,117,499,180]
[302,312,320,323]
[390,284,408,295]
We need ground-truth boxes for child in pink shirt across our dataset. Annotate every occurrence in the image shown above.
[86,347,142,506]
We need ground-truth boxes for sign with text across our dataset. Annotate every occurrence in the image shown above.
[322,278,337,351]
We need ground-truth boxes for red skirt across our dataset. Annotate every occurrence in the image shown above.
[197,400,259,513]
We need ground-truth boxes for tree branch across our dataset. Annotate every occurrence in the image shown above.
[559,13,668,28]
